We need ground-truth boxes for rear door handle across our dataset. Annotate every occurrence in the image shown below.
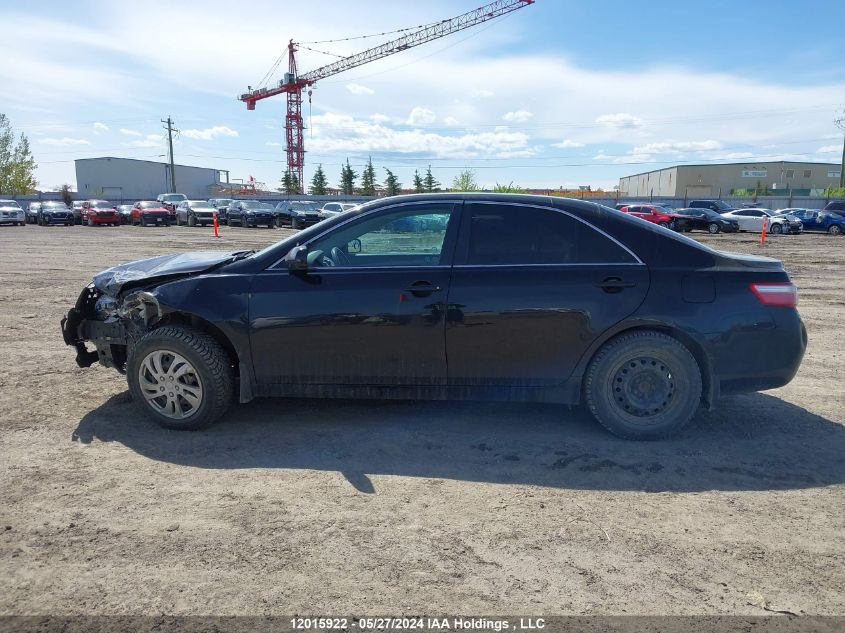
[597,277,636,293]
[404,281,442,297]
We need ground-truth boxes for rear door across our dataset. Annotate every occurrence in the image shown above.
[445,201,649,387]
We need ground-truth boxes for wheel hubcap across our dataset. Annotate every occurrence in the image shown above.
[138,350,203,420]
[612,357,674,418]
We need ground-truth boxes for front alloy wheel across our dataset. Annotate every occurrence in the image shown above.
[708,222,721,234]
[769,223,783,234]
[127,325,234,430]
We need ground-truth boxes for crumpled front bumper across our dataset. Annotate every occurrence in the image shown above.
[61,285,128,369]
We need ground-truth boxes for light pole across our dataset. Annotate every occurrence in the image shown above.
[836,112,845,189]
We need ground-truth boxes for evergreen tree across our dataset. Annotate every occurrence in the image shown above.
[423,164,440,192]
[281,169,301,195]
[383,168,401,196]
[309,164,328,195]
[412,169,424,193]
[340,158,358,195]
[360,156,377,196]
[59,184,73,206]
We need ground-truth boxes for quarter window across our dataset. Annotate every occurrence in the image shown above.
[803,170,811,178]
[465,204,636,265]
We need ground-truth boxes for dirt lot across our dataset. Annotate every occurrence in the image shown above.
[0,223,843,617]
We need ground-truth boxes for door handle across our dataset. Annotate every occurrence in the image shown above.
[404,281,442,297]
[597,277,636,293]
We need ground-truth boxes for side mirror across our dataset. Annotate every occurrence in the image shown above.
[348,238,362,254]
[284,245,309,271]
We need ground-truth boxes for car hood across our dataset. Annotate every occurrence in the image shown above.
[93,250,241,296]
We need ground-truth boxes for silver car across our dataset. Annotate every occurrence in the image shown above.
[0,200,25,226]
[176,200,219,227]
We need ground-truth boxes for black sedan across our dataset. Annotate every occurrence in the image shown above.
[226,200,275,228]
[673,208,740,234]
[61,193,806,440]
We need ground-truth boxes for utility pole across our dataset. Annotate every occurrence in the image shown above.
[161,116,177,193]
[836,111,845,189]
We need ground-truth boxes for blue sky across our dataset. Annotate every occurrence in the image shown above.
[2,0,843,192]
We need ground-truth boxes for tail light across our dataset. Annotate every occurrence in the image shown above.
[750,282,798,307]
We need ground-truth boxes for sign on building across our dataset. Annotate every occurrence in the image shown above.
[741,169,768,178]
[828,170,842,178]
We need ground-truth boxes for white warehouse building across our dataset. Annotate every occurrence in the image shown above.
[75,157,227,200]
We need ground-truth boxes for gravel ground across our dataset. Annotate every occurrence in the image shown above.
[0,223,843,616]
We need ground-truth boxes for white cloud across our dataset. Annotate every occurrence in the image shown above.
[701,151,755,160]
[181,125,238,140]
[472,89,494,98]
[502,110,534,123]
[817,144,840,153]
[632,140,723,154]
[310,112,533,158]
[38,137,91,146]
[443,116,459,126]
[119,128,143,137]
[552,139,585,148]
[370,113,390,123]
[406,107,436,126]
[93,122,109,134]
[346,82,374,95]
[595,113,644,128]
[125,134,163,148]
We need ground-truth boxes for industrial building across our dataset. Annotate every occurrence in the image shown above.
[75,158,227,200]
[618,161,842,198]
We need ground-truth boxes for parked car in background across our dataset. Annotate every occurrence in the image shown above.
[688,200,737,214]
[82,200,119,226]
[672,208,740,234]
[131,201,171,227]
[319,202,357,220]
[227,200,275,228]
[777,208,845,235]
[71,201,85,225]
[0,200,25,225]
[274,200,322,228]
[618,204,688,231]
[721,208,802,234]
[822,200,845,213]
[62,193,807,440]
[156,193,187,215]
[116,205,134,225]
[208,198,233,225]
[26,202,42,224]
[37,201,74,226]
[176,200,218,227]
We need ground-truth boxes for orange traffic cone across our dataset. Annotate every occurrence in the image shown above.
[213,213,220,238]
[760,216,768,246]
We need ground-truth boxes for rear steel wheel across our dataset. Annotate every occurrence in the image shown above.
[585,331,701,440]
[828,224,842,236]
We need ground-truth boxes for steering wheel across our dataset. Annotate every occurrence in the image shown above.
[319,253,336,267]
[330,246,351,266]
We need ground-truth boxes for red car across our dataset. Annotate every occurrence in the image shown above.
[619,204,688,231]
[131,201,172,227]
[81,200,119,226]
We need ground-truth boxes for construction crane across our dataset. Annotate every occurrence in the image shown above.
[239,0,535,191]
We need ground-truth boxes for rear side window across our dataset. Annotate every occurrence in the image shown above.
[464,203,636,265]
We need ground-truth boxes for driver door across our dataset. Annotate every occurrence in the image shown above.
[249,201,459,390]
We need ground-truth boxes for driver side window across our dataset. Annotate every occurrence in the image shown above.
[309,203,455,268]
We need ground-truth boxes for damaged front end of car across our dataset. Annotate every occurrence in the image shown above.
[61,250,245,372]
[61,285,165,372]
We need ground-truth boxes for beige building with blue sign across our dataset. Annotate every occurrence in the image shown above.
[618,161,841,197]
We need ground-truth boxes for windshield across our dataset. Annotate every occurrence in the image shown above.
[189,201,213,208]
[0,200,21,208]
[138,201,161,209]
[161,194,186,202]
[212,199,232,205]
[43,202,66,208]
[90,200,112,208]
[291,202,321,211]
[241,200,264,208]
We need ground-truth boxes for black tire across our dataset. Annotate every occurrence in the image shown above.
[658,221,669,228]
[126,325,234,430]
[88,218,94,227]
[292,217,302,230]
[584,330,702,440]
[188,214,196,227]
[828,224,842,236]
[769,223,782,234]
[707,222,720,234]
